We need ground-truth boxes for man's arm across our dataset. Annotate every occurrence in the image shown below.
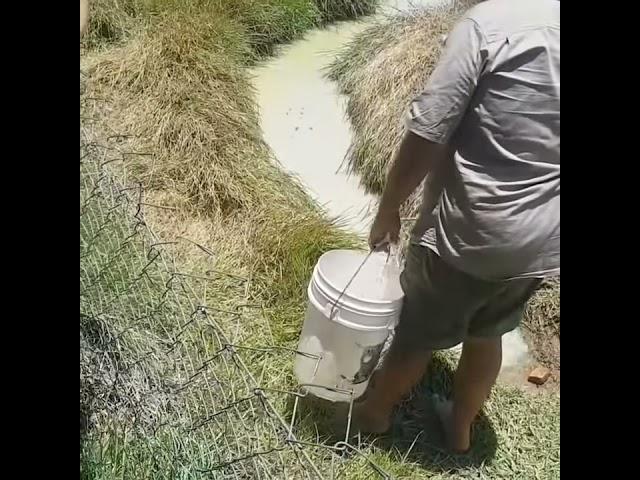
[368,17,486,249]
[369,133,448,248]
[378,133,447,214]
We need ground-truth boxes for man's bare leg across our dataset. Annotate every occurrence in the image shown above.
[352,340,431,433]
[436,336,502,453]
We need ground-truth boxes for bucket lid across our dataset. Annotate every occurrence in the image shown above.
[314,249,404,316]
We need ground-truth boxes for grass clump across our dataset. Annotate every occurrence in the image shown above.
[85,9,261,216]
[250,208,360,342]
[315,0,378,22]
[143,0,326,56]
[82,0,142,48]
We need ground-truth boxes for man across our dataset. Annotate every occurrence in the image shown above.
[355,0,560,454]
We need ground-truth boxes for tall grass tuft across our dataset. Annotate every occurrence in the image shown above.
[315,0,378,22]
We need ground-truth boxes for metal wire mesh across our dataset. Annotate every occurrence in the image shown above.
[80,119,390,479]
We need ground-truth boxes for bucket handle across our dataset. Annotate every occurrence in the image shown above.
[328,249,375,321]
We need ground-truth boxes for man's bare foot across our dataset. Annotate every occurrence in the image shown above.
[351,401,392,434]
[433,396,471,454]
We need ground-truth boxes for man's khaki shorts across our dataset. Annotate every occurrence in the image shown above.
[395,244,542,351]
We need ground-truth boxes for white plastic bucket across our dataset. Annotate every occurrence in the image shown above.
[294,249,404,402]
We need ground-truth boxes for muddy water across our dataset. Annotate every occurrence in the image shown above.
[251,21,374,235]
[252,0,533,383]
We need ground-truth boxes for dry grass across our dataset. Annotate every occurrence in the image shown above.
[85,9,267,216]
[229,0,320,54]
[523,278,560,372]
[82,0,141,48]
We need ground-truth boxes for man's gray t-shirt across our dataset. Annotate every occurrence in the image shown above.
[408,0,560,281]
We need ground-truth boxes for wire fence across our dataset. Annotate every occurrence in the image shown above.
[80,113,391,479]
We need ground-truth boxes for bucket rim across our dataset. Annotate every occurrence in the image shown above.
[315,249,404,308]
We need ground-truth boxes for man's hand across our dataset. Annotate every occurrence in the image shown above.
[368,208,400,251]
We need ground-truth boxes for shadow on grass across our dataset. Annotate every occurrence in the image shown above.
[289,354,498,475]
